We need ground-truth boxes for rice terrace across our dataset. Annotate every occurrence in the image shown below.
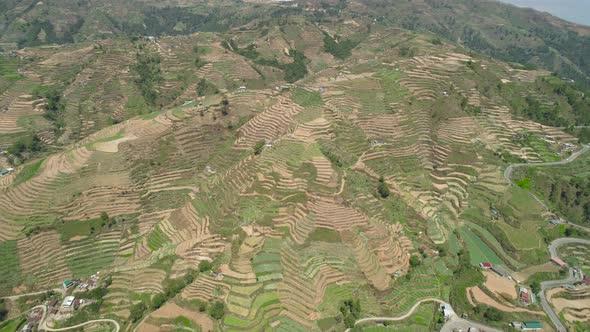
[1,0,590,331]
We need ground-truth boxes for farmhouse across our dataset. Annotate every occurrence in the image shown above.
[61,296,75,311]
[550,257,567,267]
[519,287,530,304]
[62,280,74,289]
[479,262,492,269]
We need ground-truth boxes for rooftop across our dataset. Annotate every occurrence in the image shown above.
[61,296,75,307]
[522,321,543,329]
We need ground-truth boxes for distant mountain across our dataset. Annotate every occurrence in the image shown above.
[0,0,589,86]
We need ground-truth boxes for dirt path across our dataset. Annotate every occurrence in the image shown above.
[33,305,119,332]
[345,298,447,331]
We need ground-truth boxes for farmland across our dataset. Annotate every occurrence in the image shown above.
[457,228,504,267]
[0,2,589,331]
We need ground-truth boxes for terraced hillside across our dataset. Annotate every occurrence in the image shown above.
[1,14,589,332]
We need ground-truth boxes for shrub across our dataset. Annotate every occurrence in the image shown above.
[254,140,265,155]
[409,255,421,267]
[129,302,146,322]
[198,260,212,272]
[377,176,390,198]
[196,79,219,97]
[208,301,225,320]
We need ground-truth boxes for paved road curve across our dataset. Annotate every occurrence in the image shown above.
[503,144,590,232]
[503,144,590,184]
[32,305,120,332]
[346,298,499,332]
[539,238,590,332]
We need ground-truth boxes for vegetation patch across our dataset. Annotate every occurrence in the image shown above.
[13,158,44,185]
[291,88,323,108]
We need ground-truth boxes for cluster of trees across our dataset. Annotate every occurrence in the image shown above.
[193,44,206,69]
[449,248,484,314]
[253,140,265,155]
[549,78,590,125]
[0,299,7,322]
[519,95,569,128]
[224,41,308,83]
[319,145,343,167]
[208,301,225,320]
[339,299,361,328]
[282,50,308,83]
[322,32,359,60]
[108,7,252,37]
[195,78,219,97]
[17,18,84,48]
[377,175,390,198]
[89,212,117,235]
[7,134,45,159]
[133,50,162,105]
[151,270,198,311]
[543,177,590,225]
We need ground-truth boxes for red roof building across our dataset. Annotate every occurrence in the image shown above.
[520,292,530,304]
[583,275,590,286]
[550,257,567,267]
[479,262,492,269]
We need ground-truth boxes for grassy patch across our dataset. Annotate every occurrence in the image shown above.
[515,178,532,190]
[0,240,21,296]
[307,228,340,243]
[291,88,324,108]
[56,218,106,241]
[147,225,170,251]
[14,158,44,185]
[458,227,504,266]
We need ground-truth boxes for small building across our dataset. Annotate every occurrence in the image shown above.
[511,322,522,329]
[62,296,75,308]
[63,280,74,289]
[479,262,492,269]
[440,304,455,319]
[48,299,58,308]
[491,265,511,279]
[551,257,567,267]
[21,324,32,332]
[522,321,543,331]
[520,291,530,304]
[582,275,590,286]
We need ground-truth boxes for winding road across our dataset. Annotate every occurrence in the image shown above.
[538,238,590,332]
[345,298,500,332]
[503,144,590,232]
[32,304,120,332]
[503,144,590,184]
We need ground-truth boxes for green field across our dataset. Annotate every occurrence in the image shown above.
[458,227,504,266]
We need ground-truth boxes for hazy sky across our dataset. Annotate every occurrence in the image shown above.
[500,0,590,26]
